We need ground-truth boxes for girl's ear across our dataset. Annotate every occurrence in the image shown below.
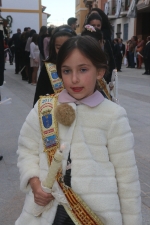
[97,69,105,80]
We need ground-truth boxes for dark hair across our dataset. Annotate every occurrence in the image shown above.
[39,26,47,36]
[24,27,28,32]
[132,36,137,41]
[67,17,77,26]
[147,36,150,41]
[32,34,39,45]
[87,13,102,24]
[17,28,21,33]
[56,36,108,78]
[113,38,118,43]
[81,26,103,42]
[47,25,76,64]
[29,29,36,37]
[47,27,54,37]
[90,8,112,39]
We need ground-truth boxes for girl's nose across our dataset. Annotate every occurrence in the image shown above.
[72,72,79,83]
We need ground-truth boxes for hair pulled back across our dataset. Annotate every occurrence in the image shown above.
[87,13,102,24]
[47,25,76,64]
[56,36,108,78]
[81,26,103,42]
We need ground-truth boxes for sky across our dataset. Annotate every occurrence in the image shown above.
[42,0,75,26]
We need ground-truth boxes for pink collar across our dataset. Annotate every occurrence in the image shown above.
[58,89,104,107]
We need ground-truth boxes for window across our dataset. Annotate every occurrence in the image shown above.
[123,23,128,40]
[111,25,115,40]
[116,24,121,38]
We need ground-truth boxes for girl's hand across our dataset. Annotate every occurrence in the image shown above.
[29,177,54,206]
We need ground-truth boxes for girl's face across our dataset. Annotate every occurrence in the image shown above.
[89,19,102,30]
[55,36,70,54]
[61,49,105,100]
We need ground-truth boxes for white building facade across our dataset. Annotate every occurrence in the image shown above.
[104,0,137,41]
[1,0,50,35]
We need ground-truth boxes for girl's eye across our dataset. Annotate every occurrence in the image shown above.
[80,68,87,72]
[63,69,70,74]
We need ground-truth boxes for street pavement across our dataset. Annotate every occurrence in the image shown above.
[0,62,150,225]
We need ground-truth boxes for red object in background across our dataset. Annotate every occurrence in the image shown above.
[4,40,8,49]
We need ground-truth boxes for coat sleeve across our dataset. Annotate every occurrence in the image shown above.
[17,102,42,193]
[107,106,142,225]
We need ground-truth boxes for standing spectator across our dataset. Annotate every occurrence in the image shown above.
[0,18,4,87]
[128,36,137,68]
[0,19,4,160]
[118,38,125,71]
[10,29,21,74]
[43,27,54,60]
[136,37,144,69]
[126,40,131,67]
[142,36,150,75]
[20,31,29,80]
[8,37,15,65]
[25,29,36,83]
[38,26,47,68]
[113,38,122,72]
[30,34,40,85]
[67,17,77,31]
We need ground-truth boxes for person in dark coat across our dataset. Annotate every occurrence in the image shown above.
[142,36,150,75]
[10,28,21,74]
[0,19,4,160]
[0,19,4,87]
[85,12,116,83]
[113,38,122,72]
[118,38,125,71]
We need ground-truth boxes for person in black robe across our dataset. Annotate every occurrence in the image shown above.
[84,12,116,83]
[33,25,76,106]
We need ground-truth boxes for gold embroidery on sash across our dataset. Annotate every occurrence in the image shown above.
[57,171,104,225]
[98,78,112,100]
[38,94,60,165]
[45,62,64,94]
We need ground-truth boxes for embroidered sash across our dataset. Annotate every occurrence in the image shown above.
[38,94,60,164]
[45,62,64,94]
[38,95,104,225]
[98,78,112,101]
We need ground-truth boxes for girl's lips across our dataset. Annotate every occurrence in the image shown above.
[71,87,83,92]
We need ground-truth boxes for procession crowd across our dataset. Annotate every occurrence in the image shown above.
[1,7,150,225]
[3,9,150,89]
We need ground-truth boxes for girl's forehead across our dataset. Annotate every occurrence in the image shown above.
[62,49,91,64]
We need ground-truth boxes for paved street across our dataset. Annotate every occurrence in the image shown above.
[0,62,150,224]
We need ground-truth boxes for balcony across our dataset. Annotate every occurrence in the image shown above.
[83,0,93,7]
[106,0,130,18]
[137,0,150,10]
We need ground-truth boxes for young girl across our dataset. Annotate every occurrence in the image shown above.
[33,25,76,105]
[16,36,142,225]
[30,33,40,85]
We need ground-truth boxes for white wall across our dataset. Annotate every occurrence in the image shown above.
[2,0,39,10]
[42,13,47,26]
[111,17,135,40]
[1,12,40,35]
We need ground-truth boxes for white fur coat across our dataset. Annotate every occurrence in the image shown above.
[16,98,142,225]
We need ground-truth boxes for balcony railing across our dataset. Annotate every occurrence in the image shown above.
[106,0,130,17]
